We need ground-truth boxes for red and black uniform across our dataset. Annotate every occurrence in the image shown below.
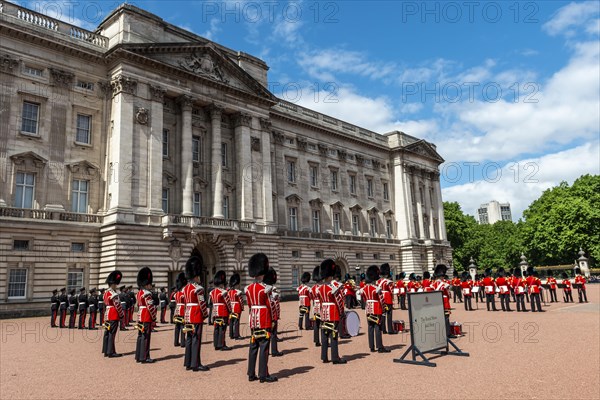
[395,278,407,310]
[526,274,543,312]
[98,290,105,325]
[297,283,312,330]
[102,288,124,357]
[513,275,528,311]
[547,276,558,302]
[451,277,463,303]
[421,278,433,292]
[562,275,573,303]
[407,279,419,293]
[174,289,186,347]
[359,281,387,352]
[575,274,588,303]
[168,289,177,323]
[343,281,357,309]
[135,289,157,362]
[432,273,453,338]
[228,287,244,339]
[68,290,78,329]
[311,283,322,346]
[269,287,282,356]
[496,275,512,312]
[58,290,68,328]
[88,290,98,329]
[317,281,345,362]
[209,287,232,350]
[183,282,209,370]
[245,281,275,380]
[78,289,88,329]
[50,291,59,327]
[460,278,474,311]
[376,277,394,334]
[482,275,498,311]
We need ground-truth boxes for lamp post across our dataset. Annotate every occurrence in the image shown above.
[468,258,477,281]
[519,254,528,277]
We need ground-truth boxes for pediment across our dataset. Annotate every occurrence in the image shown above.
[119,43,273,101]
[349,203,362,211]
[67,160,99,174]
[286,194,303,204]
[10,151,47,167]
[404,140,444,162]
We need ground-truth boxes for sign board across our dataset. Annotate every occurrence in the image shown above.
[408,291,447,353]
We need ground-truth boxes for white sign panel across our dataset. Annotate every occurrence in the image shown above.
[408,291,447,353]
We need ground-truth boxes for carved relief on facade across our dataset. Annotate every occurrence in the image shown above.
[272,130,284,144]
[149,85,166,102]
[0,53,19,72]
[178,52,228,83]
[49,68,74,88]
[135,107,149,125]
[296,138,307,152]
[318,144,328,156]
[111,75,137,96]
[232,112,252,128]
[251,137,261,151]
[259,117,272,131]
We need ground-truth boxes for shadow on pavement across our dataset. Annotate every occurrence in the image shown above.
[343,352,370,362]
[207,358,246,369]
[276,365,315,379]
[280,346,308,355]
[154,353,184,362]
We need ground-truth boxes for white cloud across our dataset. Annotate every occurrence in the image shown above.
[543,1,600,37]
[298,49,396,82]
[442,142,600,220]
[201,18,221,40]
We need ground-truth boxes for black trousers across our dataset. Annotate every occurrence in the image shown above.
[578,289,588,303]
[299,307,311,330]
[99,307,104,325]
[135,322,152,361]
[499,293,512,311]
[271,321,279,354]
[169,307,175,323]
[516,294,527,311]
[78,309,87,329]
[248,329,271,378]
[229,315,241,339]
[321,321,340,361]
[453,287,463,302]
[478,290,484,302]
[51,306,58,327]
[367,316,383,351]
[564,290,573,302]
[184,324,204,369]
[313,317,321,345]
[399,295,407,310]
[530,293,542,311]
[213,318,228,349]
[381,305,394,334]
[160,307,167,323]
[102,320,119,356]
[486,294,498,311]
[89,309,97,329]
[511,289,516,302]
[464,296,473,311]
[345,295,356,309]
[174,322,184,346]
[68,309,77,328]
[549,289,558,302]
[445,313,452,338]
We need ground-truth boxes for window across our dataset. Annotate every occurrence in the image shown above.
[193,192,201,216]
[390,254,396,260]
[356,253,362,260]
[75,114,91,144]
[315,251,323,258]
[289,207,298,231]
[23,66,42,77]
[21,102,40,135]
[333,212,341,234]
[310,165,319,187]
[71,179,89,213]
[67,268,83,294]
[287,160,296,183]
[331,170,338,191]
[192,136,201,162]
[349,174,356,194]
[370,217,377,237]
[221,142,228,167]
[292,266,299,286]
[71,242,85,252]
[312,210,321,233]
[8,269,27,299]
[287,138,294,145]
[162,188,169,213]
[383,183,389,201]
[13,240,30,251]
[162,129,169,158]
[223,196,229,219]
[76,81,94,91]
[352,215,359,236]
[386,220,393,238]
[367,178,374,197]
[14,172,35,209]
[373,253,379,260]
[292,250,300,258]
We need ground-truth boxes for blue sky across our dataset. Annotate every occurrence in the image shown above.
[22,0,600,219]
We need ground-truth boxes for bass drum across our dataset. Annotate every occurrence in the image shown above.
[344,310,361,337]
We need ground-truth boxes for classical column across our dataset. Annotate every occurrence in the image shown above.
[403,165,416,238]
[208,104,224,218]
[179,95,194,216]
[233,112,253,221]
[107,75,137,211]
[433,173,447,240]
[149,85,165,214]
[260,118,274,224]
[412,169,425,239]
[393,161,413,240]
[425,177,435,239]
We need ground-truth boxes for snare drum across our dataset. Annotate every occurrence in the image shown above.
[344,310,361,337]
[450,322,462,336]
[392,319,405,333]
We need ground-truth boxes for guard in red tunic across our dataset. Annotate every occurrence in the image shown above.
[183,256,210,372]
[574,268,588,303]
[421,271,433,292]
[451,270,463,303]
[395,272,407,310]
[460,272,474,311]
[407,273,418,293]
[526,267,544,312]
[297,272,312,330]
[228,273,244,340]
[561,272,574,302]
[102,270,124,358]
[482,268,498,311]
[431,264,455,338]
[317,259,347,364]
[546,270,558,302]
[377,263,395,335]
[311,266,323,347]
[88,288,98,330]
[173,273,187,347]
[245,253,278,383]
[50,289,59,327]
[495,268,512,312]
[513,268,528,312]
[264,267,283,357]
[210,270,232,351]
[135,267,157,363]
[359,265,390,353]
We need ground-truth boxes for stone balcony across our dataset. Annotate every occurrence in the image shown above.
[161,215,278,235]
[0,207,104,224]
[279,229,402,244]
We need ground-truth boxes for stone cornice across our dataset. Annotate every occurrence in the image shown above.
[232,112,252,128]
[110,74,137,96]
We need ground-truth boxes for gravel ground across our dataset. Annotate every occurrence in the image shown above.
[1,286,598,400]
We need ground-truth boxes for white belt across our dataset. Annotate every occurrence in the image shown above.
[78,302,86,305]
[176,303,185,306]
[120,302,126,304]
[139,306,147,309]
[299,295,308,298]
[106,306,114,308]
[251,305,266,309]
[367,300,378,303]
[60,302,66,304]
[213,303,225,306]
[187,303,199,306]
[322,302,335,306]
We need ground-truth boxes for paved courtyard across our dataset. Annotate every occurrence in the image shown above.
[1,287,598,399]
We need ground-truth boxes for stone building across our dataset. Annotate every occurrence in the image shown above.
[0,2,451,316]
[477,200,512,224]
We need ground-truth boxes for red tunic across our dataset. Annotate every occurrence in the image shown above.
[562,279,572,292]
[526,276,541,294]
[395,279,406,295]
[547,277,557,290]
[407,281,419,293]
[183,282,208,324]
[311,284,321,316]
[269,289,281,321]
[317,282,344,322]
[460,280,473,296]
[432,279,451,311]
[514,277,527,295]
[376,277,393,305]
[495,277,510,294]
[343,282,356,297]
[228,289,244,314]
[297,284,311,307]
[245,282,274,329]
[575,275,587,290]
[421,279,433,292]
[103,289,124,321]
[482,277,496,294]
[209,287,232,318]
[136,289,157,323]
[360,284,384,315]
[175,291,186,317]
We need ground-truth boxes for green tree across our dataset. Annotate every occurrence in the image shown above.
[443,201,478,270]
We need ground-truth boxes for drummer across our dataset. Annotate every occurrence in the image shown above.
[357,265,390,353]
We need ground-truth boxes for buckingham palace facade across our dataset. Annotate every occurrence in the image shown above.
[0,2,451,316]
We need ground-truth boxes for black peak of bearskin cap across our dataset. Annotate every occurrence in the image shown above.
[137,267,153,288]
[229,272,241,287]
[213,270,226,286]
[434,264,447,278]
[263,267,278,285]
[423,271,431,280]
[176,272,188,291]
[106,270,123,285]
[185,256,203,280]
[301,272,311,284]
[366,265,380,283]
[380,263,391,277]
[312,265,322,282]
[320,259,336,279]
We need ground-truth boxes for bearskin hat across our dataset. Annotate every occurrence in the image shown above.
[484,268,492,277]
[52,289,58,294]
[185,256,203,280]
[312,266,322,282]
[561,272,568,279]
[136,267,153,288]
[399,272,406,279]
[409,273,416,281]
[380,263,391,277]
[360,272,366,281]
[106,270,122,285]
[213,270,226,286]
[497,267,505,277]
[175,272,187,291]
[60,287,66,292]
[547,270,554,277]
[263,267,278,285]
[423,271,431,280]
[461,271,469,281]
[90,288,96,293]
[434,264,447,278]
[366,265,380,283]
[513,267,522,277]
[453,269,459,278]
[301,272,311,284]
[70,289,76,295]
[526,266,535,277]
[248,253,269,278]
[320,259,336,279]
[80,287,86,292]
[575,267,582,275]
[229,273,241,288]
